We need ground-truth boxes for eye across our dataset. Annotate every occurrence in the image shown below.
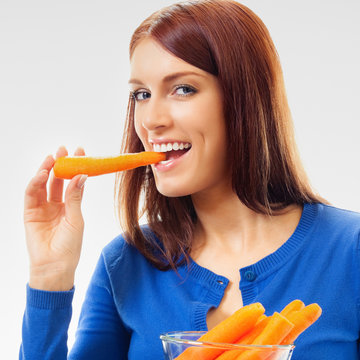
[132,90,151,102]
[174,85,197,97]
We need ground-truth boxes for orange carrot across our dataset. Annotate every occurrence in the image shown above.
[280,300,305,318]
[281,303,322,345]
[251,312,294,345]
[215,316,271,360]
[53,151,166,179]
[234,312,294,360]
[237,316,271,345]
[265,303,322,360]
[213,348,244,360]
[175,303,265,360]
[171,301,321,360]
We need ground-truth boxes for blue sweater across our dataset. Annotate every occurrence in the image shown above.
[20,203,360,359]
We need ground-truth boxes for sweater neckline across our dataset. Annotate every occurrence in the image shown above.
[186,202,319,285]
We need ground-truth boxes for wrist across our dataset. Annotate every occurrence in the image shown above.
[29,264,75,291]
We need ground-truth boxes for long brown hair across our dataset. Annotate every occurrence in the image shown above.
[115,0,324,270]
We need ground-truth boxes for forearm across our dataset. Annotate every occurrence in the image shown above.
[20,284,74,360]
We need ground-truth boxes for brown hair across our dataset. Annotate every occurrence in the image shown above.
[115,0,324,270]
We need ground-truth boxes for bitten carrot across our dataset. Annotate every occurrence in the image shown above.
[280,300,305,318]
[53,151,166,179]
[234,312,294,360]
[281,303,322,345]
[175,303,265,360]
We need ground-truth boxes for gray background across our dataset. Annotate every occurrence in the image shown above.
[0,0,359,357]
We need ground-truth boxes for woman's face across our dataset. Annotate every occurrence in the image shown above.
[130,38,230,197]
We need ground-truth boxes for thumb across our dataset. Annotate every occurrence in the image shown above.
[64,174,87,226]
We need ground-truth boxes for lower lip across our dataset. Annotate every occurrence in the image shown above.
[154,149,190,172]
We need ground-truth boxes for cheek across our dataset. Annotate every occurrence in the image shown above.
[133,107,151,147]
[133,115,144,141]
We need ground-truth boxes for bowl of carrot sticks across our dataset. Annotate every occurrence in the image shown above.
[160,331,294,360]
[160,300,322,360]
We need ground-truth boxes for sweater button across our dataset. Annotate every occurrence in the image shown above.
[217,280,224,285]
[244,271,256,281]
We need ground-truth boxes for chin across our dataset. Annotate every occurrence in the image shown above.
[154,181,191,198]
[156,187,190,198]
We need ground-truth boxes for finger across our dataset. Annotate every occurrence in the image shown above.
[25,155,55,210]
[48,146,68,203]
[36,154,55,174]
[64,173,87,227]
[74,146,85,157]
[74,147,86,200]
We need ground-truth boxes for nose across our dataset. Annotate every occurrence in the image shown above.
[138,96,172,132]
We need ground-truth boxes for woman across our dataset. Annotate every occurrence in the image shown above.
[20,0,360,359]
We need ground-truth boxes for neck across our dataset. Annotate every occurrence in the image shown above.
[191,185,302,261]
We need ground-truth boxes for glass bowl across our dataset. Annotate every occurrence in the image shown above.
[160,331,295,360]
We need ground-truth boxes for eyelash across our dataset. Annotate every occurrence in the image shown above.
[131,90,150,102]
[131,84,197,102]
[174,84,197,97]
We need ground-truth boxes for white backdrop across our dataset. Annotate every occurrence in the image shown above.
[0,0,359,358]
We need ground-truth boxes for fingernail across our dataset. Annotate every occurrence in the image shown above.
[77,175,88,189]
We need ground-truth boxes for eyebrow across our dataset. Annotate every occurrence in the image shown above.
[128,71,205,85]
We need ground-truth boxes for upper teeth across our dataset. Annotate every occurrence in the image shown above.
[153,142,191,152]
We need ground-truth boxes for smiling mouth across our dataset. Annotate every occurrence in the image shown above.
[152,142,192,162]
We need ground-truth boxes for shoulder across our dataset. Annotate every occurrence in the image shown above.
[318,202,360,219]
[316,203,360,233]
[100,225,158,274]
[311,203,360,252]
[312,204,360,317]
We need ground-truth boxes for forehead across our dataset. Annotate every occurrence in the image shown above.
[129,38,209,83]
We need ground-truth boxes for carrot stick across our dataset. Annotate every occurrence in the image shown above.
[265,303,322,360]
[53,151,166,179]
[279,300,305,318]
[281,303,322,345]
[215,316,271,360]
[213,349,243,360]
[250,312,294,345]
[234,312,294,360]
[236,316,270,345]
[175,303,265,360]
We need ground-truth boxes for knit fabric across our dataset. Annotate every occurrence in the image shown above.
[20,203,360,359]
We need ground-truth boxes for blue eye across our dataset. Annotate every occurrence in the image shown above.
[132,90,151,101]
[174,85,196,96]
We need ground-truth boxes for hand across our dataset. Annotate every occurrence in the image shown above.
[24,146,87,291]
